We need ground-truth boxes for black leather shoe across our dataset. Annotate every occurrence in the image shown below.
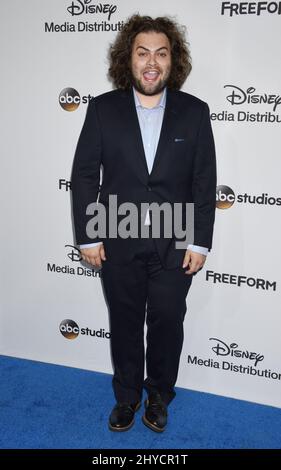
[142,392,168,432]
[109,401,141,431]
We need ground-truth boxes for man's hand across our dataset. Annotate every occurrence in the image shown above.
[80,244,106,268]
[182,249,206,275]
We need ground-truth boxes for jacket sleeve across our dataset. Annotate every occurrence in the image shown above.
[191,102,217,250]
[71,98,102,245]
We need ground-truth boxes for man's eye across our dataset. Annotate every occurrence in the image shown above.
[159,53,167,57]
[138,52,146,57]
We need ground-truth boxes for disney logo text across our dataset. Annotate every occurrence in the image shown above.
[224,85,281,111]
[209,338,264,367]
[67,1,117,21]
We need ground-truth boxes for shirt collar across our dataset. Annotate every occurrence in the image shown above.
[133,86,167,109]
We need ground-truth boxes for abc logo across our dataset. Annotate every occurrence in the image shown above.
[216,185,235,209]
[59,319,79,339]
[59,88,80,111]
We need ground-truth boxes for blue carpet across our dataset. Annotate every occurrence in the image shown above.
[0,355,280,449]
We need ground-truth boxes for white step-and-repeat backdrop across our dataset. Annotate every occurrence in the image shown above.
[1,0,280,408]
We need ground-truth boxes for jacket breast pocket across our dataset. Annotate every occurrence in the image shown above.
[170,138,194,156]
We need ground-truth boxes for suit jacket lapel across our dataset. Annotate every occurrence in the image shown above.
[118,88,149,183]
[150,89,178,178]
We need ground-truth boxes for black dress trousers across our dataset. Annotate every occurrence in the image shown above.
[101,230,193,406]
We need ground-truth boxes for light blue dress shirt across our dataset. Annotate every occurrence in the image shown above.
[80,87,208,257]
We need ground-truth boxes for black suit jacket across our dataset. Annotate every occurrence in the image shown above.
[71,87,217,268]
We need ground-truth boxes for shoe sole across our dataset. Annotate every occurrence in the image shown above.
[108,401,141,432]
[142,414,165,433]
[109,420,135,432]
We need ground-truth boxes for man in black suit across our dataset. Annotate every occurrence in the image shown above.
[71,14,216,433]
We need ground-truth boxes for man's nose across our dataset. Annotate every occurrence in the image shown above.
[147,53,157,66]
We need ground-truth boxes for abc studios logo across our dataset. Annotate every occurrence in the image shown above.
[60,319,79,339]
[59,88,80,111]
[216,185,235,209]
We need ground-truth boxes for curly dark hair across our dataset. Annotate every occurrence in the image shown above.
[108,14,192,91]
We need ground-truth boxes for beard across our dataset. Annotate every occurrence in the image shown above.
[131,68,171,96]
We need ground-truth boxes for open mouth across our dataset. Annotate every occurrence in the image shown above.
[143,70,160,83]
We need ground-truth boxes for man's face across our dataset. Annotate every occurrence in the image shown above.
[131,31,172,96]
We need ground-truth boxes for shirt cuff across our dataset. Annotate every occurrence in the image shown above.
[187,244,208,256]
[80,242,103,249]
